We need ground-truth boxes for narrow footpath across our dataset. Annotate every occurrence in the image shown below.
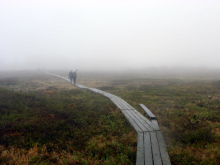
[45,71,171,165]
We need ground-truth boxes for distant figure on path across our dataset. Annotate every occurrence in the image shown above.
[73,70,77,84]
[69,70,74,83]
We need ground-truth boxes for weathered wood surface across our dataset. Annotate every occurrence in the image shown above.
[139,104,157,120]
[137,133,145,165]
[45,72,171,165]
[156,131,171,165]
[139,104,159,127]
[144,132,153,165]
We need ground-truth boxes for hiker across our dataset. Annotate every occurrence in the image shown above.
[73,70,77,84]
[69,70,73,83]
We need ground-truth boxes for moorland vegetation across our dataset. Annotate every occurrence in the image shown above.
[0,70,220,164]
[0,72,136,164]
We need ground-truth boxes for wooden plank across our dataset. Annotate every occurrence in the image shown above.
[112,98,127,110]
[139,104,157,120]
[116,98,135,110]
[114,99,160,131]
[90,88,103,94]
[88,88,95,92]
[103,93,117,99]
[133,110,160,131]
[151,119,159,127]
[88,88,104,94]
[110,100,146,132]
[87,88,97,94]
[136,133,144,165]
[144,132,153,165]
[112,98,156,132]
[120,99,136,109]
[129,110,155,132]
[117,101,131,110]
[94,90,103,94]
[125,110,149,132]
[107,93,117,98]
[103,92,112,98]
[115,97,130,106]
[110,98,124,110]
[156,131,171,165]
[75,84,88,89]
[104,93,111,97]
[115,97,134,110]
[121,110,142,134]
[150,131,162,165]
[114,98,132,110]
[120,110,143,133]
[98,90,105,94]
[121,110,142,132]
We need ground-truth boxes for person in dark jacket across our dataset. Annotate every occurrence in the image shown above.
[73,70,77,84]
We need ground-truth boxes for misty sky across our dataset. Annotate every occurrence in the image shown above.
[1,0,220,71]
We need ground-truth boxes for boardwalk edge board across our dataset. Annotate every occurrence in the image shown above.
[45,72,171,165]
[139,104,157,120]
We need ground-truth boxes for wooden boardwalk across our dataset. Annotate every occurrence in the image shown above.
[45,72,171,165]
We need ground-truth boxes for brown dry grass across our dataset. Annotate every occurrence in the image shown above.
[0,144,87,165]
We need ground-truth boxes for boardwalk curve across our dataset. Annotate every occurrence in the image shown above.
[45,71,171,165]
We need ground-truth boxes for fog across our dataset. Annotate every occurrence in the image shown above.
[1,0,220,71]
